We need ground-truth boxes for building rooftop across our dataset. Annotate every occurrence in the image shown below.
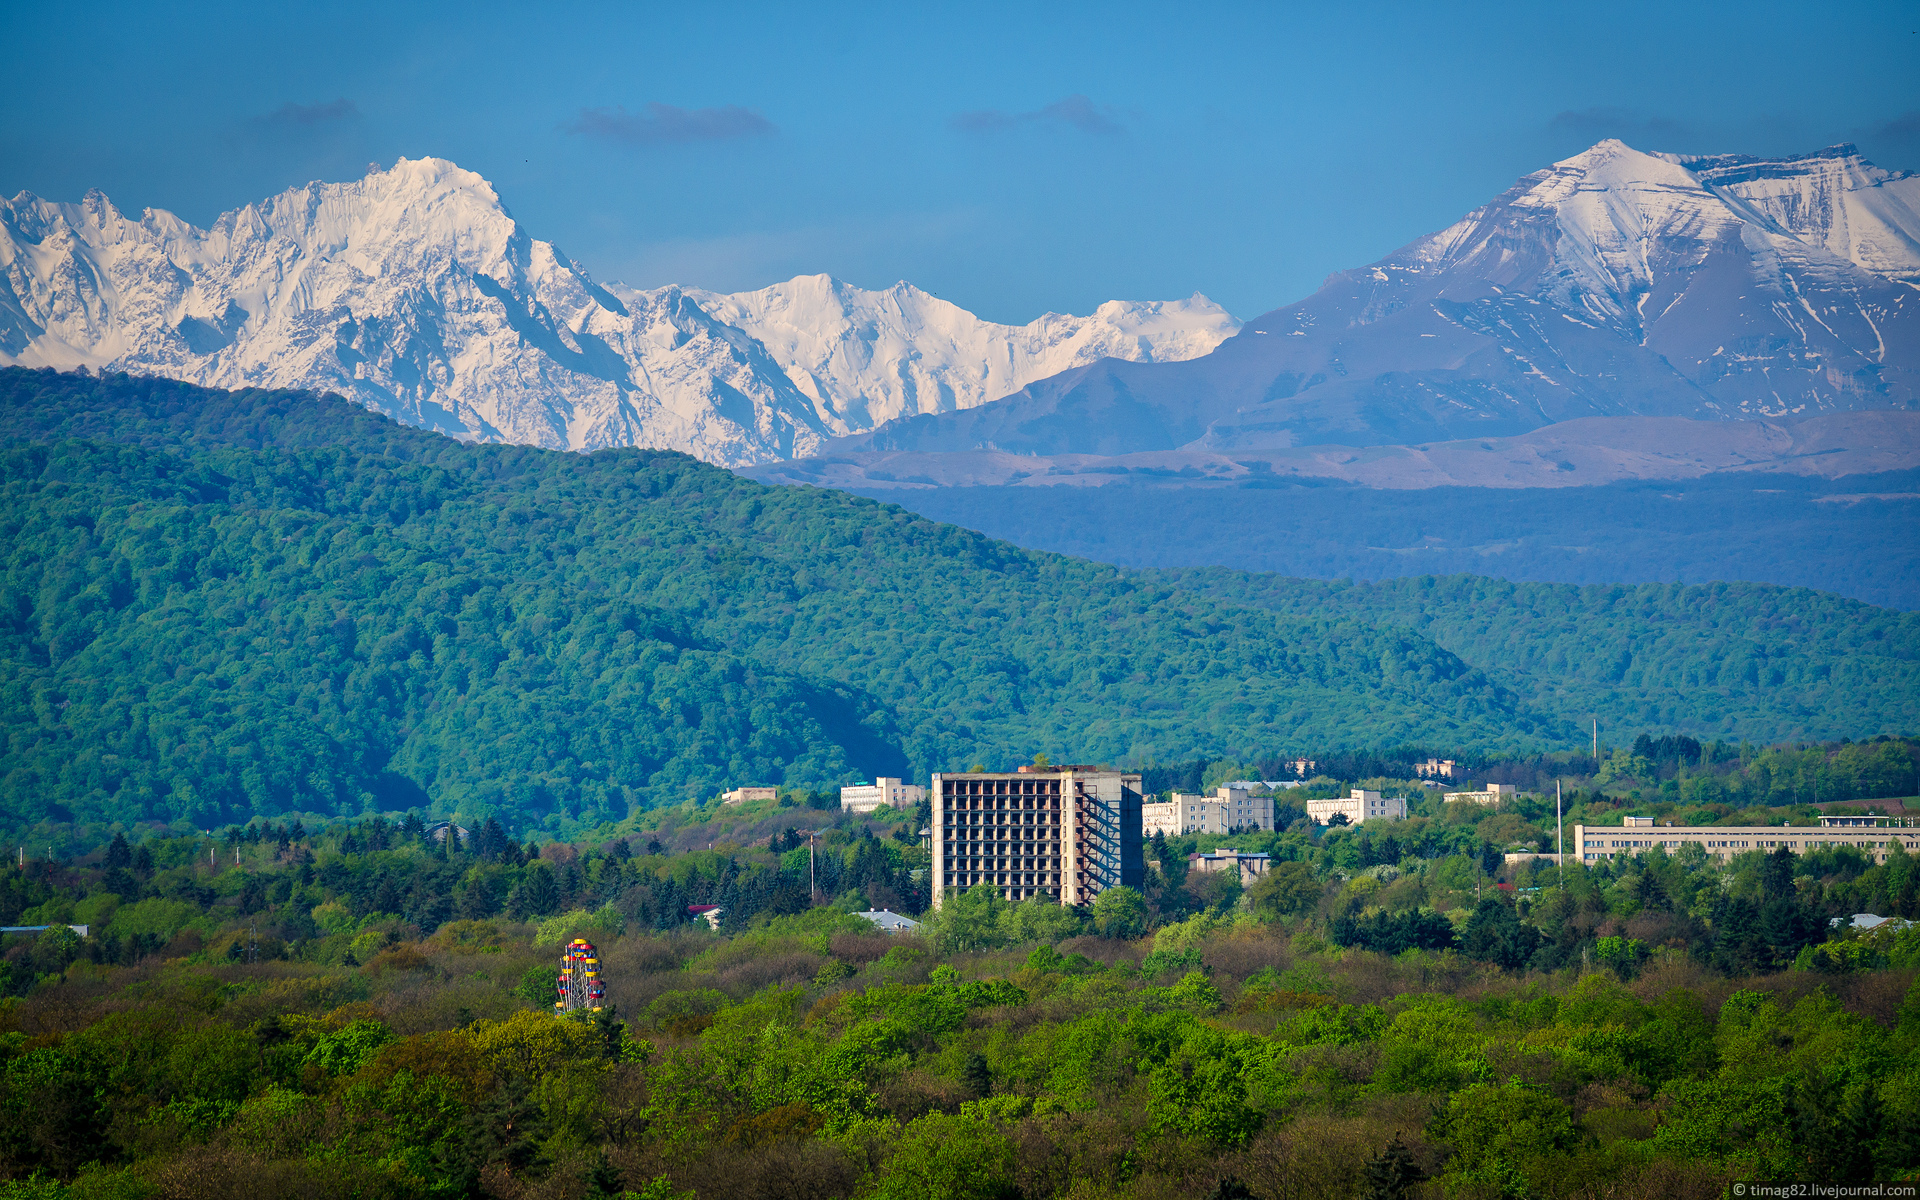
[855,909,920,932]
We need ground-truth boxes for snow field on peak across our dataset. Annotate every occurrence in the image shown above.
[0,159,1235,466]
[665,274,1239,434]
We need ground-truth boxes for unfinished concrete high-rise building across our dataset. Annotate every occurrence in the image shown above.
[931,765,1143,908]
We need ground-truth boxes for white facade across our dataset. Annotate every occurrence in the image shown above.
[1575,820,1920,864]
[1218,786,1275,831]
[1306,789,1408,825]
[721,786,778,806]
[840,777,926,814]
[1144,786,1277,837]
[1444,783,1517,806]
[1144,794,1227,838]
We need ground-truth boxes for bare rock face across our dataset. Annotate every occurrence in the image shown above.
[833,140,1920,459]
[0,159,1237,466]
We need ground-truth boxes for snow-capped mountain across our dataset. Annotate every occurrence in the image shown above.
[834,140,1920,458]
[673,274,1236,435]
[0,158,1237,465]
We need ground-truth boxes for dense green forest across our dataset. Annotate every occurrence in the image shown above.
[0,369,1557,841]
[3,779,1919,1198]
[2,368,1915,847]
[1165,570,1920,746]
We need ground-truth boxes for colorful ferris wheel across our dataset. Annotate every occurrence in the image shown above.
[554,937,606,1014]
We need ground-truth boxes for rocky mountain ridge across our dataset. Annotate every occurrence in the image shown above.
[831,140,1920,460]
[0,159,1237,466]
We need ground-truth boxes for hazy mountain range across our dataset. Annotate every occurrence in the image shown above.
[5,139,1916,606]
[6,141,1916,480]
[0,159,1237,466]
[827,139,1919,467]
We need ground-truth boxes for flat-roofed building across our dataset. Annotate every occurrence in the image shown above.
[1219,785,1276,832]
[1415,758,1458,779]
[1444,783,1518,806]
[1306,789,1408,826]
[1144,793,1227,838]
[1575,818,1920,864]
[721,786,777,805]
[840,777,926,814]
[1144,786,1277,837]
[1189,849,1272,886]
[932,766,1143,908]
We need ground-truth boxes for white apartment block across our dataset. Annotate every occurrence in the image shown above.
[1575,815,1920,864]
[1306,789,1408,826]
[932,766,1144,907]
[1144,786,1278,838]
[1144,793,1227,838]
[840,777,927,814]
[1220,786,1275,831]
[1444,783,1517,806]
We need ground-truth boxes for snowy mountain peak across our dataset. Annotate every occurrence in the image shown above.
[837,138,1919,465]
[0,159,1232,465]
[670,274,1237,434]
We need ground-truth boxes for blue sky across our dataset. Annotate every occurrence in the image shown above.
[4,0,1915,324]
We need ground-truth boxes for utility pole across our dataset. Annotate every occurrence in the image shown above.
[807,830,829,900]
[1556,780,1565,893]
[1592,719,1598,761]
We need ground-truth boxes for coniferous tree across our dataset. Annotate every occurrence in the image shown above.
[1361,1136,1427,1200]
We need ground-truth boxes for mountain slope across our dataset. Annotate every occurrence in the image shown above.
[5,370,1915,839]
[1160,570,1920,744]
[748,411,1920,491]
[0,368,1556,834]
[0,160,1232,466]
[832,140,1920,458]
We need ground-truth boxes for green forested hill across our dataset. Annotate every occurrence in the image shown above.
[1,369,1548,838]
[1164,571,1920,743]
[2,369,1914,842]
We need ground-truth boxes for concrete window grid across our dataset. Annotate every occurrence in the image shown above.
[940,777,1064,901]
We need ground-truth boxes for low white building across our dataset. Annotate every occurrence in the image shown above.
[841,777,926,814]
[721,786,778,806]
[1145,786,1277,837]
[1306,789,1408,826]
[1144,793,1228,838]
[1444,783,1517,806]
[1575,819,1920,864]
[1218,785,1276,832]
[1189,849,1271,885]
[1415,758,1457,779]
